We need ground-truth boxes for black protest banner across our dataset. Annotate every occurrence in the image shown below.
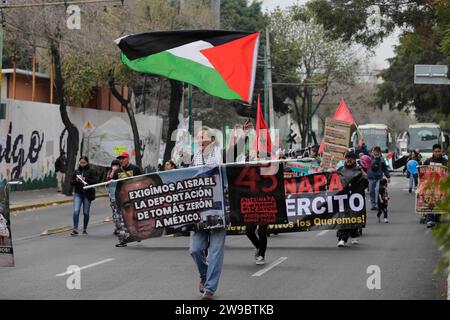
[110,166,225,244]
[267,170,366,233]
[0,181,14,267]
[225,163,288,226]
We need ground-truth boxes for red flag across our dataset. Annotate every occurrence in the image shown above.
[386,152,395,159]
[253,95,273,156]
[333,99,355,124]
[318,99,355,155]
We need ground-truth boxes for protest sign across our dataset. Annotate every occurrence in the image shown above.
[321,118,351,168]
[416,164,448,214]
[109,166,225,244]
[0,182,14,267]
[225,163,288,226]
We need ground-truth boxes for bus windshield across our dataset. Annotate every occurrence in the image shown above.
[360,129,388,152]
[408,128,440,152]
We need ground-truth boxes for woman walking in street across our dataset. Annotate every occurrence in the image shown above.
[70,156,97,236]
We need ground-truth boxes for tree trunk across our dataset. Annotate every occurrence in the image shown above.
[109,81,142,169]
[163,80,183,163]
[51,39,79,196]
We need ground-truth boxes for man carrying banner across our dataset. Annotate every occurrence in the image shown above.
[337,150,368,247]
[422,144,448,228]
[112,151,143,246]
[190,127,226,300]
[112,151,143,180]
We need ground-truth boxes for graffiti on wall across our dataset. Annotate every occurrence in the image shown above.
[0,122,45,180]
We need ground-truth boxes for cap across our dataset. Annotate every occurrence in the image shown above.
[116,151,130,159]
[344,150,357,160]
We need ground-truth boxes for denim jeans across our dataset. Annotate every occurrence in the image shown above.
[73,192,91,230]
[409,173,418,191]
[189,228,226,294]
[369,179,380,208]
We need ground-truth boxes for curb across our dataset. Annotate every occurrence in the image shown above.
[10,193,109,213]
[41,225,73,235]
[448,274,450,300]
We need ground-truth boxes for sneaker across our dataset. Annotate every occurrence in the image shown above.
[409,189,412,193]
[254,249,259,260]
[351,238,359,245]
[201,291,214,300]
[384,218,388,223]
[70,230,78,236]
[426,221,435,228]
[199,276,206,293]
[115,242,127,247]
[337,240,345,247]
[255,256,265,265]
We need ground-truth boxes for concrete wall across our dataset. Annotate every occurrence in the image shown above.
[0,99,162,190]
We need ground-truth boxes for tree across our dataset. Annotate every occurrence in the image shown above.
[221,0,265,32]
[269,5,359,147]
[307,0,437,48]
[375,27,450,119]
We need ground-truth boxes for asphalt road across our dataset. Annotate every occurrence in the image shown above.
[0,175,446,300]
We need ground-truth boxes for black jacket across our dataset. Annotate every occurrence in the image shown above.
[338,164,369,195]
[423,156,448,166]
[71,165,97,195]
[112,163,143,180]
[55,156,67,173]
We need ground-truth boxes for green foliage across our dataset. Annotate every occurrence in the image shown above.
[269,5,359,137]
[376,28,450,116]
[221,0,266,32]
[436,0,450,55]
[307,0,437,48]
[62,54,97,106]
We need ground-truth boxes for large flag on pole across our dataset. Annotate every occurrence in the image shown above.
[318,99,355,154]
[116,30,260,104]
[253,95,273,156]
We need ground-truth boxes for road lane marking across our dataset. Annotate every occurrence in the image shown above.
[252,257,288,277]
[55,258,115,277]
[317,230,329,236]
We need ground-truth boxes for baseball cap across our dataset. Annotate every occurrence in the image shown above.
[116,151,130,159]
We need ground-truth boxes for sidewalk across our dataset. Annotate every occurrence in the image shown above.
[9,188,109,212]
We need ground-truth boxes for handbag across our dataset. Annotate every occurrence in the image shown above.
[0,214,10,238]
[85,188,96,202]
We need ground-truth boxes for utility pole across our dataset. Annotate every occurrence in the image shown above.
[265,27,274,131]
[211,0,220,29]
[263,43,268,123]
[307,86,313,145]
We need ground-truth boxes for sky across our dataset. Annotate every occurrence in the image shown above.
[260,0,400,70]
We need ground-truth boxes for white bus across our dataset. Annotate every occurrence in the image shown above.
[351,124,395,170]
[406,123,446,159]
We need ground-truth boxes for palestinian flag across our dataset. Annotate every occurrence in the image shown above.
[115,30,260,104]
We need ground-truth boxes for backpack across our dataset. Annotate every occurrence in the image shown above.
[371,157,381,172]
